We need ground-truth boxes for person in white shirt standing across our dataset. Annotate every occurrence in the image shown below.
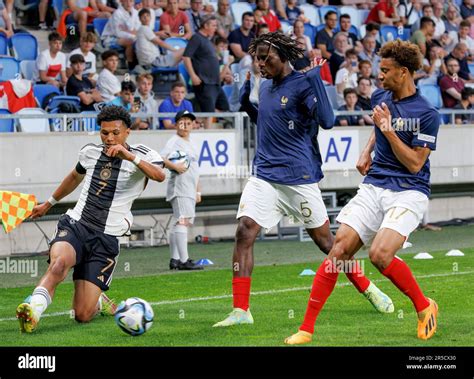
[33,32,67,89]
[161,110,203,271]
[102,0,141,68]
[66,32,99,86]
[97,50,121,102]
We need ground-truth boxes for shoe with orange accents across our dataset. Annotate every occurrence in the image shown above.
[417,298,438,340]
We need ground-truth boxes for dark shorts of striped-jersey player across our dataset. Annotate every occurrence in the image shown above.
[48,214,120,291]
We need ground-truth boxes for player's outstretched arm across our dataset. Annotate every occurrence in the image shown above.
[106,145,166,182]
[304,59,334,130]
[30,168,86,219]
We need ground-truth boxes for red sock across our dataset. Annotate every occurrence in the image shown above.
[344,261,370,293]
[232,277,251,311]
[382,257,430,312]
[300,259,339,334]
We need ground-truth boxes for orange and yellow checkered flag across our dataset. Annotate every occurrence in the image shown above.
[0,191,37,233]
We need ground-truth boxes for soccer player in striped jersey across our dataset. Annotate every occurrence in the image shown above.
[16,106,166,333]
[286,40,440,345]
[213,32,394,328]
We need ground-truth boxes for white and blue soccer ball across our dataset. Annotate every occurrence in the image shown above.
[168,150,190,173]
[114,297,154,336]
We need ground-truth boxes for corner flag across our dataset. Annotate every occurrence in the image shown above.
[0,191,37,233]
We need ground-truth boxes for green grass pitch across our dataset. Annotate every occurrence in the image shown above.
[0,225,473,346]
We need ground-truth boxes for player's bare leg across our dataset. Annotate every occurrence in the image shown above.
[306,222,394,314]
[213,216,260,327]
[285,224,363,345]
[369,227,437,340]
[73,280,104,322]
[16,242,76,333]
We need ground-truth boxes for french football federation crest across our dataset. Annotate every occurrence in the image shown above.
[280,96,288,108]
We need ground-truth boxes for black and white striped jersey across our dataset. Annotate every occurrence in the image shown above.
[66,143,163,236]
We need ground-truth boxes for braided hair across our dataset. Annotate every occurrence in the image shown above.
[248,32,304,63]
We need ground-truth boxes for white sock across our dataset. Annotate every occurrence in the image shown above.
[30,286,52,319]
[169,223,180,260]
[175,224,189,263]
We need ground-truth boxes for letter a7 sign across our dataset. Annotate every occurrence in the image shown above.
[318,130,360,171]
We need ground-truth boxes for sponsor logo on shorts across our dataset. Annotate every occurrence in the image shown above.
[58,230,68,237]
[97,275,104,282]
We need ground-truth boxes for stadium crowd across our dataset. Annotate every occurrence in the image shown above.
[1,0,474,131]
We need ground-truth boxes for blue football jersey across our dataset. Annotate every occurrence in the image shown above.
[364,89,440,197]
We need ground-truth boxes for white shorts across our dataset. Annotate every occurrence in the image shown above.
[336,183,429,245]
[171,197,196,224]
[236,176,329,230]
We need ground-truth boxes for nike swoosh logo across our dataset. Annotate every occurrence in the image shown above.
[309,298,320,303]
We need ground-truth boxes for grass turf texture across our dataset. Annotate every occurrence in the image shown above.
[0,225,472,346]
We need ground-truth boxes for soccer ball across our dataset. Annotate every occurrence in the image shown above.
[168,150,190,173]
[114,297,154,336]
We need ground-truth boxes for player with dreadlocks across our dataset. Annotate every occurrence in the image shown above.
[213,32,394,328]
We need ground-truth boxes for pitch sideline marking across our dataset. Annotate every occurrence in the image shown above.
[1,270,473,322]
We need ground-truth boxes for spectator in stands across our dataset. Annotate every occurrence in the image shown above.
[97,50,121,102]
[186,0,205,33]
[461,0,474,24]
[339,13,362,52]
[256,23,270,36]
[33,32,67,89]
[329,32,349,81]
[135,73,159,129]
[431,1,445,40]
[454,87,474,125]
[137,0,164,32]
[335,48,359,107]
[228,12,256,62]
[398,0,421,27]
[159,81,194,129]
[216,0,234,39]
[66,32,98,84]
[292,19,312,53]
[313,48,332,85]
[446,20,474,56]
[336,88,364,126]
[38,0,50,30]
[444,4,462,34]
[107,80,143,128]
[160,0,193,39]
[358,60,379,90]
[417,45,446,86]
[64,0,112,38]
[410,16,435,57]
[256,0,281,32]
[358,35,380,78]
[136,8,184,68]
[215,36,235,84]
[316,10,338,59]
[283,0,309,24]
[364,22,381,51]
[356,77,373,111]
[0,0,13,36]
[445,43,474,82]
[440,58,465,108]
[183,15,230,127]
[410,3,432,34]
[102,0,141,70]
[365,0,401,26]
[66,54,103,111]
[292,36,311,71]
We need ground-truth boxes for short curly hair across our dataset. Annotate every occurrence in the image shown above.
[379,40,423,73]
[97,105,132,129]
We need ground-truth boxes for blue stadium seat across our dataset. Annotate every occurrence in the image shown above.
[469,63,474,75]
[231,2,253,27]
[300,4,320,26]
[0,57,20,81]
[380,25,404,43]
[325,85,339,110]
[154,19,160,32]
[303,23,315,42]
[335,24,359,38]
[280,20,292,34]
[10,33,38,61]
[418,84,442,109]
[319,5,339,21]
[20,60,35,80]
[93,18,109,37]
[33,84,61,108]
[222,84,233,101]
[52,0,62,15]
[358,9,370,25]
[0,108,15,132]
[0,34,9,55]
[314,24,326,34]
[16,108,50,133]
[47,95,81,110]
[164,37,188,50]
[178,62,192,91]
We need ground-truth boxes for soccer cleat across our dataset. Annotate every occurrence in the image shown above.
[363,282,395,314]
[284,330,313,345]
[212,308,254,327]
[417,298,438,340]
[99,293,117,316]
[178,259,203,271]
[169,258,180,270]
[16,303,39,333]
